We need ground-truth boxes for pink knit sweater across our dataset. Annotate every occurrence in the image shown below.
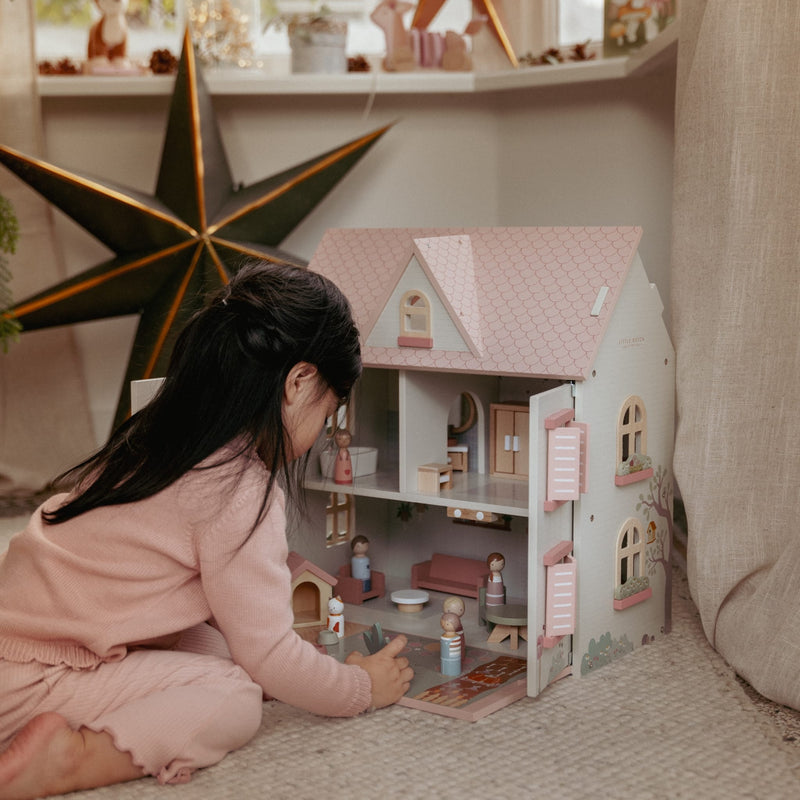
[0,448,372,718]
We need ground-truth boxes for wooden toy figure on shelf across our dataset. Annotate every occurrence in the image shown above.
[87,0,128,64]
[327,595,345,638]
[370,0,416,71]
[485,552,505,607]
[350,535,371,592]
[333,428,353,485]
[443,595,466,654]
[440,612,462,676]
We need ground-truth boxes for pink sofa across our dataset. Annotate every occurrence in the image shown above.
[410,553,488,598]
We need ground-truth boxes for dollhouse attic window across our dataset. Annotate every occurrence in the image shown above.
[615,395,653,486]
[397,290,433,349]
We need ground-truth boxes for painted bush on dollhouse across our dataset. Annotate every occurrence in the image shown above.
[580,633,635,675]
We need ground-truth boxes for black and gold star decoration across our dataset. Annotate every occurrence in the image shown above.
[0,29,390,434]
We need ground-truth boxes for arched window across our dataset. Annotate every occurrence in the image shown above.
[616,518,644,587]
[614,517,651,610]
[617,395,646,463]
[397,290,433,348]
[615,395,653,486]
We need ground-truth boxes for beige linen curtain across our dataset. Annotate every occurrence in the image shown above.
[672,0,800,708]
[0,0,95,490]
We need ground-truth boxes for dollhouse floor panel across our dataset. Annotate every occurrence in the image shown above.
[328,628,527,721]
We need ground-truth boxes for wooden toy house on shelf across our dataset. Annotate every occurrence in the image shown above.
[305,226,675,699]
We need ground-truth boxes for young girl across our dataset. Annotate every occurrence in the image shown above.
[0,262,413,798]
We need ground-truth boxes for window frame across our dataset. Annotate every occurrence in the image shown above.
[326,491,353,547]
[615,395,653,486]
[613,517,652,610]
[617,394,647,465]
[615,517,644,588]
[397,289,433,348]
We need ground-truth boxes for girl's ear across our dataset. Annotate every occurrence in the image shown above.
[284,362,320,406]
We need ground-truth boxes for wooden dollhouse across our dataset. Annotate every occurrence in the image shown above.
[305,226,675,699]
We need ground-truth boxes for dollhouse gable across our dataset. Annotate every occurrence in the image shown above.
[308,226,643,380]
[365,236,482,357]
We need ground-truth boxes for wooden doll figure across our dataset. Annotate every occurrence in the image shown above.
[333,428,353,485]
[350,535,371,592]
[485,552,505,607]
[327,595,345,638]
[440,612,462,676]
[442,595,466,655]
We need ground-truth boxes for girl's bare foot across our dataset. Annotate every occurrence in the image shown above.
[0,712,144,800]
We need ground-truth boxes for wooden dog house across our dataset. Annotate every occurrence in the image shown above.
[287,551,337,629]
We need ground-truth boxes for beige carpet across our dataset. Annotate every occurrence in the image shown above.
[1,516,799,798]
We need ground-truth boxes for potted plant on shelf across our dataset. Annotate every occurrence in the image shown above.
[0,193,21,353]
[265,2,348,74]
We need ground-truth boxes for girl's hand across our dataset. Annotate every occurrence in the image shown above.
[346,634,414,709]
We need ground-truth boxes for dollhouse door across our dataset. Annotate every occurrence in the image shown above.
[526,383,575,697]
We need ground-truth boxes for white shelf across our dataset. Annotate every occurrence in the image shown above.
[305,469,530,517]
[37,23,677,98]
[306,469,402,502]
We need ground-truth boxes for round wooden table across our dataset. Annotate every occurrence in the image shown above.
[485,603,528,650]
[390,589,430,613]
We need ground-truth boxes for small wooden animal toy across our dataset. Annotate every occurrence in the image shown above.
[371,0,416,71]
[87,0,128,62]
[441,29,471,71]
[327,595,345,638]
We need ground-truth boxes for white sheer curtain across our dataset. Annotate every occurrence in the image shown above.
[672,0,800,708]
[0,0,95,490]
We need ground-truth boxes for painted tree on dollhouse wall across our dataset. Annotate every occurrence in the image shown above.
[639,464,674,633]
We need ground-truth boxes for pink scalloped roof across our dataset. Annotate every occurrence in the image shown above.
[308,226,642,380]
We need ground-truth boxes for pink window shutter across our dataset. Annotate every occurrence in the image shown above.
[545,555,577,638]
[567,421,589,494]
[546,427,582,502]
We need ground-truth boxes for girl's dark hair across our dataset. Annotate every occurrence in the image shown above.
[43,261,362,530]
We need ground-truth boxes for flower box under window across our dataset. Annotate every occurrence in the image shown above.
[613,576,651,610]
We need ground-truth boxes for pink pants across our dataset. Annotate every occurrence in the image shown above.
[0,624,263,784]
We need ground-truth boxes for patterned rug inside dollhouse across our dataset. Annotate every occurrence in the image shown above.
[331,627,527,721]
